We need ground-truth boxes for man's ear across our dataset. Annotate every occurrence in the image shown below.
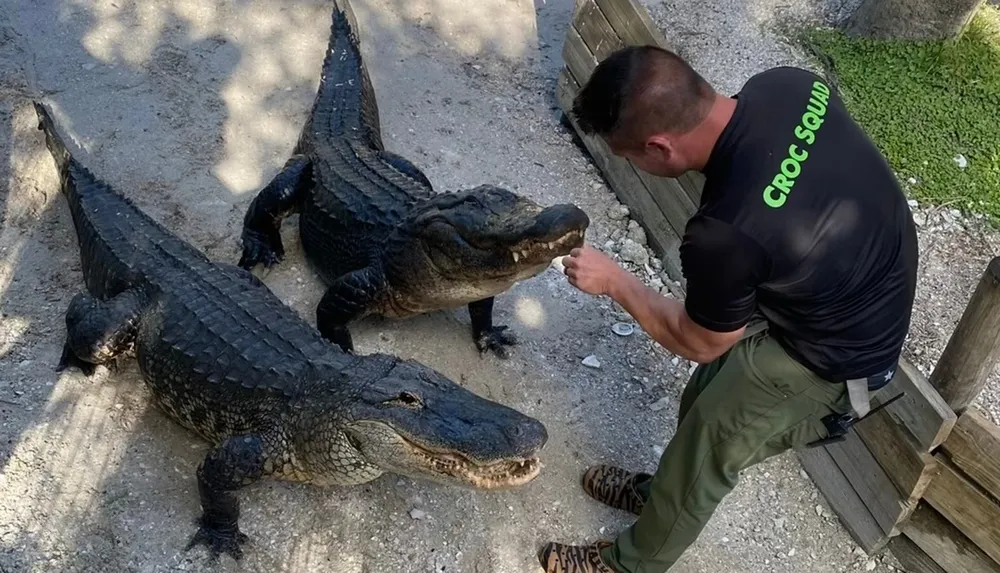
[645,134,673,156]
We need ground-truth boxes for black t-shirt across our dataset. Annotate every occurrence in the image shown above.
[681,66,918,382]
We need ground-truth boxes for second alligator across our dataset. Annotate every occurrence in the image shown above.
[238,1,590,358]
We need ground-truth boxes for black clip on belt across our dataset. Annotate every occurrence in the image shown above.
[805,391,906,448]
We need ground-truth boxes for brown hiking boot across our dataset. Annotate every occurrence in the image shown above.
[581,465,649,516]
[538,540,618,572]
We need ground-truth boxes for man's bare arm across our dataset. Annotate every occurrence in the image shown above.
[562,244,746,363]
[607,270,745,363]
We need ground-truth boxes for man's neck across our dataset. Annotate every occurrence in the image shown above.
[682,94,737,172]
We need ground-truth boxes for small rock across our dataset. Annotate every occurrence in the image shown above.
[788,548,796,557]
[671,357,680,366]
[907,199,918,208]
[82,62,97,71]
[607,204,630,220]
[954,153,968,169]
[650,257,662,270]
[409,509,428,520]
[853,547,867,558]
[649,397,670,411]
[907,177,917,185]
[611,228,625,242]
[815,504,824,516]
[627,225,647,246]
[773,518,786,529]
[912,212,926,226]
[612,322,634,336]
[865,559,877,571]
[18,360,31,368]
[619,239,649,266]
[582,355,602,369]
[604,240,617,252]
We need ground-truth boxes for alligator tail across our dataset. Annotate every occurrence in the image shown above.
[303,0,384,150]
[32,101,73,179]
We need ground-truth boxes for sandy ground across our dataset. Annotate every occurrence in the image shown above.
[1,0,998,572]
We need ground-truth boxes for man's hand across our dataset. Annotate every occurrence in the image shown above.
[562,244,626,297]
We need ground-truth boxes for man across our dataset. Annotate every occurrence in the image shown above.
[538,45,918,572]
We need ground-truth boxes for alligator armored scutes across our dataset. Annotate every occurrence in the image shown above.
[238,0,590,359]
[33,100,548,561]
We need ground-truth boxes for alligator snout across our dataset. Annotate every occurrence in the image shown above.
[505,415,549,456]
[527,204,590,241]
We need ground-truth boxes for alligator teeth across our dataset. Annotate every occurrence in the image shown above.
[512,251,520,262]
[522,249,531,258]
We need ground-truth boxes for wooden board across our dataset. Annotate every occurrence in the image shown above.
[940,408,1000,501]
[871,358,956,452]
[826,427,915,535]
[929,257,1000,414]
[573,0,622,61]
[854,405,940,501]
[899,502,1000,573]
[592,0,668,47]
[562,25,600,86]
[556,68,684,278]
[889,535,949,573]
[923,453,1000,565]
[797,446,889,553]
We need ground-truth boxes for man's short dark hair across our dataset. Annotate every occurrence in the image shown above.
[571,45,715,149]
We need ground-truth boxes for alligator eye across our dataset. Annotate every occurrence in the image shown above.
[385,391,424,409]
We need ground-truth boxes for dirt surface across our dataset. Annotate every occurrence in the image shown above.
[1,0,995,572]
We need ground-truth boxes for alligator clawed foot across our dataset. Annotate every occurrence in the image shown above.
[476,325,518,359]
[55,343,97,376]
[185,520,249,561]
[238,229,284,271]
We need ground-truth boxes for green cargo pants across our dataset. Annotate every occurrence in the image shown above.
[600,329,851,572]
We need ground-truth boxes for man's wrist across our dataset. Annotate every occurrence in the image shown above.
[604,266,640,301]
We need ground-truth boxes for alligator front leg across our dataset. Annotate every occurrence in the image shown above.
[56,289,145,376]
[469,297,517,359]
[315,267,385,354]
[238,154,313,271]
[186,434,273,561]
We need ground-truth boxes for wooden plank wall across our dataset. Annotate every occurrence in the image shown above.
[556,2,1000,573]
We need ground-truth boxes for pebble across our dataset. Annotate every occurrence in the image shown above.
[582,355,602,369]
[607,204,630,220]
[627,225,647,245]
[865,559,877,571]
[409,509,428,520]
[612,322,634,336]
[619,239,649,266]
[649,397,670,411]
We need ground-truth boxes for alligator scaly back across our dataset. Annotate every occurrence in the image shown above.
[297,0,383,153]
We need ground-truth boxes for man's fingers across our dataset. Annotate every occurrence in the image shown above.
[569,247,583,257]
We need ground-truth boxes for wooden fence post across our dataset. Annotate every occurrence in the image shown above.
[930,257,1000,414]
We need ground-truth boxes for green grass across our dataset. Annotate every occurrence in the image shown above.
[801,5,1000,222]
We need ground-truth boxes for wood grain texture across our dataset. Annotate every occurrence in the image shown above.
[854,405,940,501]
[826,427,915,535]
[924,453,1000,565]
[899,502,1000,573]
[872,358,956,452]
[930,257,1000,413]
[797,446,889,553]
[940,408,1000,500]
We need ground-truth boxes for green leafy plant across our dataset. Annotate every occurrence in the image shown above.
[801,5,1000,223]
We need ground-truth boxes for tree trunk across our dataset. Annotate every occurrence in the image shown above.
[844,0,985,40]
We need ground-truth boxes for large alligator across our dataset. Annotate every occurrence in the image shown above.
[33,100,548,561]
[237,0,590,359]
